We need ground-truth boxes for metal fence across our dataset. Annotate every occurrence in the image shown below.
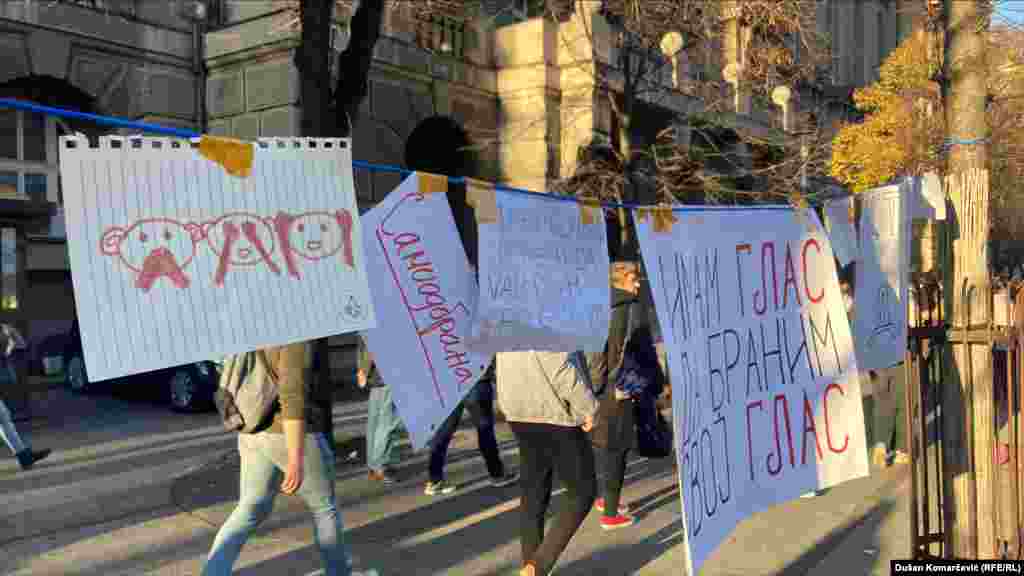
[907,274,1024,559]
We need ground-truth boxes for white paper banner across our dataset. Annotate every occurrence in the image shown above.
[360,173,491,450]
[59,135,376,381]
[636,207,868,574]
[824,196,858,267]
[854,182,910,370]
[469,190,610,354]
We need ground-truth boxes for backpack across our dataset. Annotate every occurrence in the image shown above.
[610,303,657,397]
[215,349,280,433]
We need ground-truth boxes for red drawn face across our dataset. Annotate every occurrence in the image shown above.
[102,218,201,272]
[205,213,276,265]
[287,212,344,261]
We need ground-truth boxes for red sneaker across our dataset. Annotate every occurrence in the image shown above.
[594,498,632,515]
[600,514,636,530]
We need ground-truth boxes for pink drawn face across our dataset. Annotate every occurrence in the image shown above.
[205,213,276,265]
[105,218,201,272]
[287,212,344,261]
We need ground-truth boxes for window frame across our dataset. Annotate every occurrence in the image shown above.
[0,111,59,204]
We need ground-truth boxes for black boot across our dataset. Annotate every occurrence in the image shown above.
[15,448,50,470]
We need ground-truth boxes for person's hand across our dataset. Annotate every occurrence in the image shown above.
[281,455,304,494]
[357,369,367,388]
[581,414,595,432]
[614,388,632,401]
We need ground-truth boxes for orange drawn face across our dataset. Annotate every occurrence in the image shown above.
[205,213,276,265]
[286,212,345,261]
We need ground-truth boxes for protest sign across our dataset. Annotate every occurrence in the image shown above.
[360,173,491,450]
[469,189,610,354]
[854,182,910,371]
[636,207,868,574]
[59,135,375,382]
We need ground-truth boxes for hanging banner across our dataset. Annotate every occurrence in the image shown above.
[824,196,858,267]
[468,189,610,354]
[360,173,491,450]
[636,207,868,574]
[59,135,375,382]
[854,182,911,371]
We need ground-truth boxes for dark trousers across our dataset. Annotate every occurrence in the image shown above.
[603,449,629,517]
[429,380,504,483]
[510,421,596,574]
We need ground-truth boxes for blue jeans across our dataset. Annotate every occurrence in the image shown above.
[0,398,26,455]
[202,432,351,576]
[428,380,504,483]
[366,385,401,472]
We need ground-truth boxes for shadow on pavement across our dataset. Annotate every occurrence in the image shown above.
[242,458,680,575]
[783,499,896,575]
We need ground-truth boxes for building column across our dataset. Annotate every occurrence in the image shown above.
[863,0,880,83]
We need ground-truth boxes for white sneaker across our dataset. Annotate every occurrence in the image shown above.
[424,480,456,495]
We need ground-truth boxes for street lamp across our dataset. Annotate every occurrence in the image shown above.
[182,1,208,133]
[659,31,684,89]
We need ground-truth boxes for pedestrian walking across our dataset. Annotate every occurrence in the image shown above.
[424,361,518,495]
[0,322,49,471]
[587,260,666,530]
[358,336,401,484]
[496,350,600,576]
[203,342,377,576]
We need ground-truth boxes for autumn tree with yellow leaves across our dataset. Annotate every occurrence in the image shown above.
[829,26,1024,238]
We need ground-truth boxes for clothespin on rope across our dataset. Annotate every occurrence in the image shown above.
[465,178,498,224]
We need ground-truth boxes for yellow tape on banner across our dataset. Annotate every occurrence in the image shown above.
[417,172,448,196]
[578,197,601,225]
[652,205,677,234]
[465,178,499,224]
[197,135,255,178]
[788,193,816,233]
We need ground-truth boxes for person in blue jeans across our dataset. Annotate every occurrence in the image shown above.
[202,342,377,576]
[358,337,402,484]
[424,362,518,495]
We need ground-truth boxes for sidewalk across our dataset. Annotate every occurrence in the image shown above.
[1,413,911,576]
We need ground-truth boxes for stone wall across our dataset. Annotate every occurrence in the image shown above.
[205,6,500,208]
[0,2,199,128]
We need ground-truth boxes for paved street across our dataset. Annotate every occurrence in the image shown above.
[0,385,911,575]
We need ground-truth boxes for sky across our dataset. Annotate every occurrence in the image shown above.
[996,0,1024,27]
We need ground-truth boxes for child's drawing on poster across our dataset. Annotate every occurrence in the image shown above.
[59,135,376,382]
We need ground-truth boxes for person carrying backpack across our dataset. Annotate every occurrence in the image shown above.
[203,342,378,576]
[586,260,667,530]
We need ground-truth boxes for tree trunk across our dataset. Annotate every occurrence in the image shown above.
[941,0,993,559]
[297,0,334,137]
[297,0,385,453]
[334,0,385,138]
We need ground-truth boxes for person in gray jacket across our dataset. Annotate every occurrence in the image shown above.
[496,350,600,576]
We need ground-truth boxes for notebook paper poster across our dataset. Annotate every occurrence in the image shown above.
[854,182,910,370]
[469,190,610,354]
[635,207,868,574]
[360,173,490,450]
[59,135,376,382]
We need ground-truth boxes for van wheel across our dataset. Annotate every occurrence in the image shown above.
[66,356,91,394]
[169,367,203,412]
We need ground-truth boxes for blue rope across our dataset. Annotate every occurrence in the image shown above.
[0,97,796,214]
[940,136,989,154]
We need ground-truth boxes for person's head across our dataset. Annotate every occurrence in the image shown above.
[611,261,641,294]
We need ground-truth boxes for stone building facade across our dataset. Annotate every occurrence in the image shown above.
[0,0,922,377]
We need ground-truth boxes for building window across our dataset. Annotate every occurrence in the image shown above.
[0,109,59,206]
[2,228,17,311]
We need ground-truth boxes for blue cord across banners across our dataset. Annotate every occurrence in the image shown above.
[0,97,802,213]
